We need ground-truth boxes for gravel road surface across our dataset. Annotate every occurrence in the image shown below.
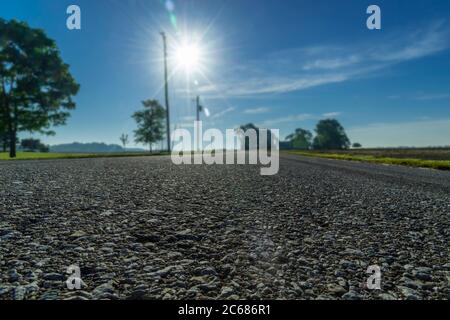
[0,154,449,300]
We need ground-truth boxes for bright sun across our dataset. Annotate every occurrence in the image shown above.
[174,42,202,72]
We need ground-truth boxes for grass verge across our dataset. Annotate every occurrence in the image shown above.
[0,152,169,161]
[287,151,450,171]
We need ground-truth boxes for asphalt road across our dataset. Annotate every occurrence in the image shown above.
[0,154,449,300]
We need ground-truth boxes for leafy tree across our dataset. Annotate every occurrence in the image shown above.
[119,133,129,149]
[352,142,362,148]
[21,138,40,151]
[312,119,350,150]
[0,19,79,158]
[20,138,49,152]
[39,144,49,153]
[286,128,312,150]
[132,100,166,152]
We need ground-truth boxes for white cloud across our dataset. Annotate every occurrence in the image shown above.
[322,112,341,118]
[387,92,450,101]
[243,107,270,114]
[198,21,449,98]
[210,107,235,119]
[181,115,195,122]
[372,21,449,63]
[347,118,450,148]
[258,112,341,127]
[259,113,315,127]
[198,73,349,96]
[413,93,450,101]
[178,122,195,129]
[303,55,360,71]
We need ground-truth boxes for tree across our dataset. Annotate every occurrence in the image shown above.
[286,128,312,150]
[119,133,129,149]
[21,138,40,151]
[0,19,79,158]
[39,144,49,153]
[132,100,166,152]
[312,119,350,150]
[352,142,362,148]
[20,138,49,152]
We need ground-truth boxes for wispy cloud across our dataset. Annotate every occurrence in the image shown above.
[322,112,341,118]
[181,115,196,122]
[413,93,450,101]
[199,74,350,96]
[211,107,235,119]
[259,111,342,127]
[387,92,450,101]
[243,107,270,114]
[372,21,449,63]
[303,55,360,71]
[198,21,450,98]
[178,122,195,129]
[259,113,315,127]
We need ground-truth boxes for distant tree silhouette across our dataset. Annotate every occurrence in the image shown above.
[286,128,313,150]
[21,138,49,152]
[132,100,166,152]
[120,133,129,149]
[352,142,362,148]
[312,119,350,150]
[0,19,79,158]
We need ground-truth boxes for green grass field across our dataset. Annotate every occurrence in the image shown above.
[301,148,450,161]
[288,150,450,171]
[0,152,168,161]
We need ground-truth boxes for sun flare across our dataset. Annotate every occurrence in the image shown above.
[174,42,203,72]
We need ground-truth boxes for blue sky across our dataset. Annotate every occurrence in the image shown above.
[1,0,450,148]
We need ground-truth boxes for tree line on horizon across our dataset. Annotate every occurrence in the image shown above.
[238,119,360,151]
[120,116,358,153]
[284,118,361,150]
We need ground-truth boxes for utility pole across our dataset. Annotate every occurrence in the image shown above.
[160,32,171,153]
[196,96,201,122]
[196,96,201,151]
